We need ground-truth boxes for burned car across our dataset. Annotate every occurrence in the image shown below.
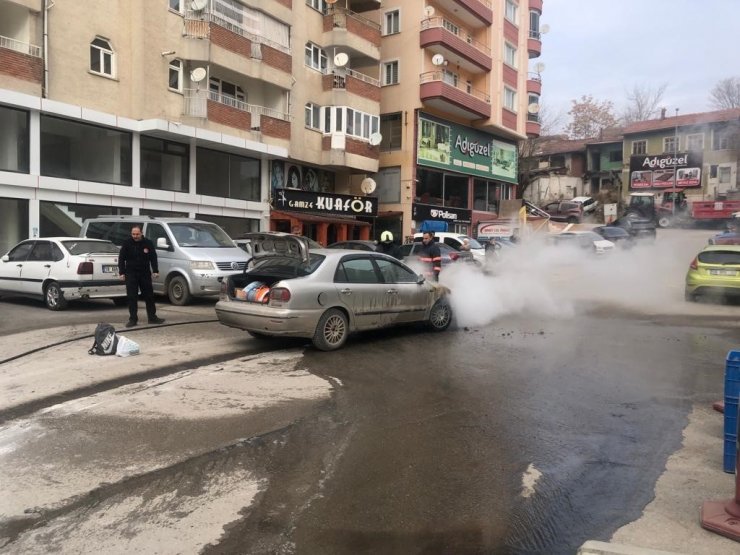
[215,233,453,351]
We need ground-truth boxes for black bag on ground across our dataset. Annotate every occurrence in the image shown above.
[88,323,119,356]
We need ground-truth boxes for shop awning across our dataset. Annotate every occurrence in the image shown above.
[271,210,371,227]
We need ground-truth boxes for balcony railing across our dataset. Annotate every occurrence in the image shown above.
[330,68,380,88]
[527,113,539,123]
[527,72,542,82]
[0,35,41,57]
[529,29,541,40]
[183,89,292,123]
[421,17,489,55]
[327,6,381,32]
[420,71,490,103]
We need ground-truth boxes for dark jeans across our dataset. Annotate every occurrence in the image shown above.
[125,272,157,322]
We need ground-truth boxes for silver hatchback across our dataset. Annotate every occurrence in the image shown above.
[215,233,453,351]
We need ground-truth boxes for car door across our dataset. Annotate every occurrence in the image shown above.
[373,257,428,324]
[334,255,389,330]
[20,240,57,295]
[145,223,173,293]
[0,241,34,294]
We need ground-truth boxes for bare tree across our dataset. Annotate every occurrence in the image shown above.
[709,77,740,110]
[565,95,618,139]
[537,102,566,136]
[621,82,667,123]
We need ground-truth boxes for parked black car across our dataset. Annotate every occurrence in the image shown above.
[608,214,656,241]
[593,225,635,247]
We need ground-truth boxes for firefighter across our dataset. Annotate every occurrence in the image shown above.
[377,230,402,260]
[418,231,442,281]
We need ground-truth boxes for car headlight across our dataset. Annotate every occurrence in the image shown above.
[190,261,215,270]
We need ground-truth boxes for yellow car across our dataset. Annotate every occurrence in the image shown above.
[685,245,740,301]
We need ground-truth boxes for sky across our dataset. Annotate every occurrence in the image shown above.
[536,0,739,130]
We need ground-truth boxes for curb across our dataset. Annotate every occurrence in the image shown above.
[578,541,685,555]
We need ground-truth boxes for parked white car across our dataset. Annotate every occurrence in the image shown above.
[0,237,126,310]
[571,196,599,214]
[412,232,486,264]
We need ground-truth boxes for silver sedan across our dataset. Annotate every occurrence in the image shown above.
[215,233,452,351]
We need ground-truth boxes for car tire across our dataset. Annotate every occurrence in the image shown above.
[684,290,697,302]
[45,281,68,311]
[658,216,672,228]
[428,299,452,332]
[167,275,192,306]
[112,297,128,307]
[312,308,349,351]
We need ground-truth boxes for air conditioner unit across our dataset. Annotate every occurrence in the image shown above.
[331,132,346,150]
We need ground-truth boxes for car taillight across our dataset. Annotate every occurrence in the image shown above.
[449,252,459,261]
[77,262,93,275]
[270,287,291,303]
[689,257,698,270]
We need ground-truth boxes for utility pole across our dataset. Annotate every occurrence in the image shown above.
[672,108,679,217]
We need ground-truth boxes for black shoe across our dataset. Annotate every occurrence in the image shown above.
[125,319,137,328]
[148,317,165,325]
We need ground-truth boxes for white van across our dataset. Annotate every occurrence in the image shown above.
[412,231,486,264]
[80,216,249,305]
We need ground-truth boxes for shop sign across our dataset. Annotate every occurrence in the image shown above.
[417,113,518,184]
[413,203,471,223]
[274,188,378,217]
[629,152,703,189]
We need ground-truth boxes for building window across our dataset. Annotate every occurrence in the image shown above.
[443,19,459,36]
[529,10,540,39]
[168,0,182,13]
[140,136,189,193]
[504,42,517,68]
[40,115,132,185]
[504,87,517,111]
[0,105,30,173]
[473,179,504,213]
[416,168,469,208]
[663,136,677,153]
[305,42,327,73]
[383,60,399,86]
[90,37,115,78]
[719,166,731,184]
[384,9,400,35]
[168,59,183,92]
[196,147,260,201]
[505,0,518,23]
[609,150,623,162]
[443,70,458,87]
[686,133,704,151]
[324,106,379,141]
[209,77,246,107]
[632,140,647,155]
[380,112,402,151]
[306,0,327,14]
[305,102,321,130]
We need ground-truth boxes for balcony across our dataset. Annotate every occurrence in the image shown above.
[527,30,542,58]
[323,69,381,103]
[323,7,381,61]
[431,0,493,27]
[529,0,544,11]
[526,113,541,137]
[420,17,492,73]
[183,89,291,140]
[0,34,42,84]
[526,72,542,94]
[321,134,379,173]
[419,71,491,120]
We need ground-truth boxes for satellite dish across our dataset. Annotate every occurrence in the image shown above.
[369,132,383,146]
[527,103,540,114]
[424,6,435,17]
[540,24,550,34]
[432,54,445,66]
[534,62,545,73]
[190,67,206,83]
[333,52,349,68]
[361,178,377,195]
[190,0,207,11]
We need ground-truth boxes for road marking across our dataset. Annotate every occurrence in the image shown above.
[521,463,542,498]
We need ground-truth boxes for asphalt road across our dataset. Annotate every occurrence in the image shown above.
[1,229,739,554]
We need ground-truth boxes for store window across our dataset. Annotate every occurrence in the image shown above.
[140,135,189,192]
[380,112,402,151]
[473,179,502,213]
[0,105,29,173]
[0,198,29,255]
[416,168,468,208]
[196,147,260,201]
[40,115,132,185]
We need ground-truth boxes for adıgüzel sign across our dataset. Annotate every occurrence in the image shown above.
[417,113,518,184]
[274,188,378,217]
[629,152,703,189]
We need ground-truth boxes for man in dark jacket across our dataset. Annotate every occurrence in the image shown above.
[118,225,165,327]
[418,231,442,281]
[377,230,402,260]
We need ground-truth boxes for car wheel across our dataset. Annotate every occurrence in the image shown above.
[684,290,697,302]
[45,281,68,311]
[428,299,452,331]
[312,308,349,351]
[112,297,128,307]
[168,275,192,306]
[658,216,672,228]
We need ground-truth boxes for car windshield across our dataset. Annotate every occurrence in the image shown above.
[580,232,602,241]
[698,250,740,265]
[169,223,234,248]
[457,236,483,249]
[251,253,326,276]
[62,240,119,255]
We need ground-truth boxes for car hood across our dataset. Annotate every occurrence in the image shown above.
[240,232,310,264]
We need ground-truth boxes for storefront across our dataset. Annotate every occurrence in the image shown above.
[270,188,377,245]
[414,113,518,235]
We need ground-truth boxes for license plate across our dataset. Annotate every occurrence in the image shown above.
[102,265,117,274]
[709,269,738,276]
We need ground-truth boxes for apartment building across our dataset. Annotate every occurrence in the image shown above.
[373,0,543,240]
[0,0,384,253]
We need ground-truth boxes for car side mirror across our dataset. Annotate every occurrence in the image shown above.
[416,274,426,284]
[1,255,8,262]
[156,237,170,250]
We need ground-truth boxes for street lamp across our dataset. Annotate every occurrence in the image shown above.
[672,108,679,217]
